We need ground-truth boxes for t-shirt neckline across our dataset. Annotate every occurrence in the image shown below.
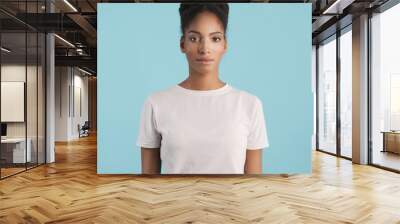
[174,83,232,95]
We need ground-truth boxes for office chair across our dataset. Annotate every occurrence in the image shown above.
[79,121,90,138]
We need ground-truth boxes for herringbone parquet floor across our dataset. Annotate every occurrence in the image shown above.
[1,134,400,223]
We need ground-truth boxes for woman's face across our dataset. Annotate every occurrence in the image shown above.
[180,11,227,75]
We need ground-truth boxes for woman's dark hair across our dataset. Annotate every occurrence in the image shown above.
[179,3,229,36]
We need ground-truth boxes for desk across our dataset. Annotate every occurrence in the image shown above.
[381,131,400,154]
[1,138,31,163]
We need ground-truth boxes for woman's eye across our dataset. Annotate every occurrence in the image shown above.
[189,37,198,42]
[213,37,222,42]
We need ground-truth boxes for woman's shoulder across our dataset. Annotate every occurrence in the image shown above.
[144,85,180,104]
[230,86,262,104]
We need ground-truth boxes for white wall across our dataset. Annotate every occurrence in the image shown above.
[55,66,70,141]
[55,67,89,141]
[70,72,89,139]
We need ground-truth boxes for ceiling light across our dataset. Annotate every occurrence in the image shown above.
[322,0,354,15]
[54,34,75,48]
[78,67,93,76]
[1,47,11,53]
[63,0,78,12]
[323,0,341,14]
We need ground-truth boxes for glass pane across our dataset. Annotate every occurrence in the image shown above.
[27,31,38,169]
[340,29,352,158]
[318,37,337,154]
[371,3,400,171]
[312,46,317,150]
[1,31,27,178]
[38,32,45,165]
[26,0,38,169]
[0,1,46,178]
[390,75,400,130]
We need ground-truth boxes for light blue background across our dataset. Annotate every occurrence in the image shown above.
[98,3,312,174]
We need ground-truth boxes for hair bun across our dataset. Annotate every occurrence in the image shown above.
[179,3,229,16]
[179,3,229,35]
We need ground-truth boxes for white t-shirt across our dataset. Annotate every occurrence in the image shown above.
[136,84,269,174]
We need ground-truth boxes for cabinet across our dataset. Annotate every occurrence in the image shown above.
[382,131,400,154]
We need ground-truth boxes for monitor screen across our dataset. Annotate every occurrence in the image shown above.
[1,123,7,137]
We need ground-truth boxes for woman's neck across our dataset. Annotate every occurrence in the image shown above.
[179,70,225,91]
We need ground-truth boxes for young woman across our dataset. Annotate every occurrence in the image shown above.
[137,3,268,174]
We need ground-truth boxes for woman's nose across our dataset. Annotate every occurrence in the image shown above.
[198,39,210,54]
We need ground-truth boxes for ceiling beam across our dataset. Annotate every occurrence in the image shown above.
[55,55,96,70]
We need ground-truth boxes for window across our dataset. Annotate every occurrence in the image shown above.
[339,28,352,158]
[371,2,400,171]
[0,1,47,179]
[318,36,337,154]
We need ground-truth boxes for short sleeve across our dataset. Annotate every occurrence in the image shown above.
[136,97,161,148]
[247,98,269,150]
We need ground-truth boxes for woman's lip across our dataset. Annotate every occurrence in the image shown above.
[196,59,214,64]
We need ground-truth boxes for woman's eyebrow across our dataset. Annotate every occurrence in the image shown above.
[188,30,223,35]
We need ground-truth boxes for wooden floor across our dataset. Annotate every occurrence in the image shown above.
[1,163,45,178]
[0,167,26,178]
[1,135,400,223]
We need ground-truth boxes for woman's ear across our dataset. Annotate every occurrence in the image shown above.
[180,36,185,53]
